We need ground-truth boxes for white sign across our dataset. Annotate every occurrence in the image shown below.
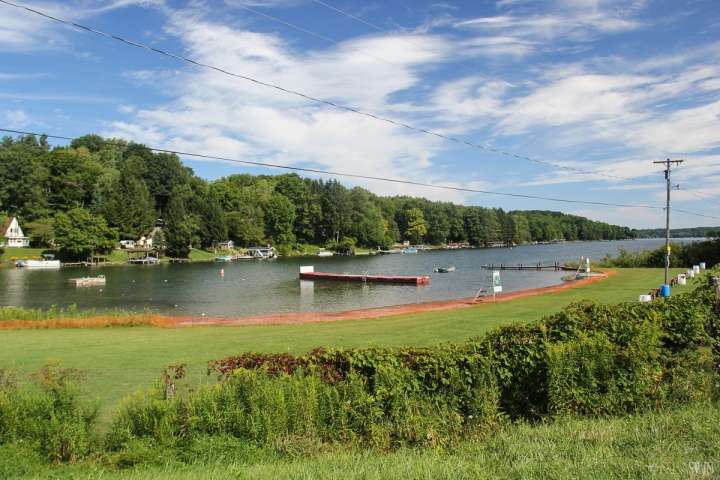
[493,271,502,293]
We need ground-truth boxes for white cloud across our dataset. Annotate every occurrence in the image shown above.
[0,0,164,51]
[105,10,479,201]
[0,72,48,80]
[2,109,30,128]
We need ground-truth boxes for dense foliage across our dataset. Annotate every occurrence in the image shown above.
[635,226,720,239]
[600,239,720,268]
[0,134,634,256]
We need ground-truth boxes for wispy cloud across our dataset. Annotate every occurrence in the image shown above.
[0,92,118,103]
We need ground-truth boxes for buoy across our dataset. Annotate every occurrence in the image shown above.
[220,268,225,278]
[164,279,168,283]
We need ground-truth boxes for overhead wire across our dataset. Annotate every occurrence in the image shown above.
[680,188,720,207]
[233,3,402,69]
[2,127,719,220]
[0,0,630,181]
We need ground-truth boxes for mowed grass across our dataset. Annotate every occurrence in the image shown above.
[6,402,718,479]
[0,268,688,420]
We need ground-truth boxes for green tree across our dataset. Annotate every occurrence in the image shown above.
[510,213,531,244]
[264,193,296,245]
[45,147,103,211]
[401,208,427,244]
[25,218,55,247]
[225,209,265,246]
[0,135,50,219]
[53,208,118,261]
[164,189,196,258]
[94,169,155,239]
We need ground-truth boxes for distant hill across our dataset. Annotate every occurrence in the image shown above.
[634,226,720,239]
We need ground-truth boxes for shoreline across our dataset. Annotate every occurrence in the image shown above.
[0,272,612,330]
[170,271,612,327]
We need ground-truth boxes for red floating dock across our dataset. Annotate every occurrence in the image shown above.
[299,271,430,285]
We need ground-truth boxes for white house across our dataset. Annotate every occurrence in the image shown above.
[1,217,30,248]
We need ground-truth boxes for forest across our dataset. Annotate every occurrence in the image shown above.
[0,134,636,259]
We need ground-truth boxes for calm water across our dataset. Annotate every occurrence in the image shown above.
[0,239,692,317]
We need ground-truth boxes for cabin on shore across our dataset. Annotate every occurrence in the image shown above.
[218,240,235,250]
[1,217,30,248]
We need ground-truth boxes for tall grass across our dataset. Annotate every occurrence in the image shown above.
[0,305,173,329]
[2,402,718,479]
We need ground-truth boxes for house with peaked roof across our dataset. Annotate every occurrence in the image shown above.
[1,217,30,248]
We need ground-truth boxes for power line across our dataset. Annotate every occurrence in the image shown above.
[310,0,391,35]
[3,127,719,221]
[235,3,401,69]
[681,188,720,207]
[0,0,627,181]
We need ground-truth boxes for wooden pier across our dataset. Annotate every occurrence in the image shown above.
[482,262,574,272]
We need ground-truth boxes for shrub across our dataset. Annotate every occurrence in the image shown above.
[0,364,98,463]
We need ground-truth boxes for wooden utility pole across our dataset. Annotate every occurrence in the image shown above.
[653,159,684,285]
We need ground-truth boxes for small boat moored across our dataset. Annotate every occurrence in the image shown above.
[401,247,418,254]
[15,253,61,269]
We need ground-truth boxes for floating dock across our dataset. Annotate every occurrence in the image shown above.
[299,266,429,285]
[68,275,106,287]
[482,263,574,271]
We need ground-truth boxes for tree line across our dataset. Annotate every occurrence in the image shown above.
[0,134,636,259]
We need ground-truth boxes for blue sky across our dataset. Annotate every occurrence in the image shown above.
[1,0,719,228]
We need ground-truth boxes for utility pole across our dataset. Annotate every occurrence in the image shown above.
[653,158,684,285]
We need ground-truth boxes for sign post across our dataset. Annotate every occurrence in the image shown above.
[493,271,502,302]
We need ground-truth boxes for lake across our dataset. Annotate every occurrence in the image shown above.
[0,239,693,317]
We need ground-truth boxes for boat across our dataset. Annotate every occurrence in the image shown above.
[434,266,456,273]
[215,255,233,262]
[69,275,106,287]
[317,250,334,257]
[377,248,402,255]
[15,253,61,269]
[401,247,418,254]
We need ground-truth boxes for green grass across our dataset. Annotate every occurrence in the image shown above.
[4,401,718,479]
[0,268,689,421]
[187,248,217,262]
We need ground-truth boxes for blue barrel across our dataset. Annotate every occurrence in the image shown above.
[659,284,671,298]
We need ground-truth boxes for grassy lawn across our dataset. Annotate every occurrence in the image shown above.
[5,401,718,479]
[0,268,689,420]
